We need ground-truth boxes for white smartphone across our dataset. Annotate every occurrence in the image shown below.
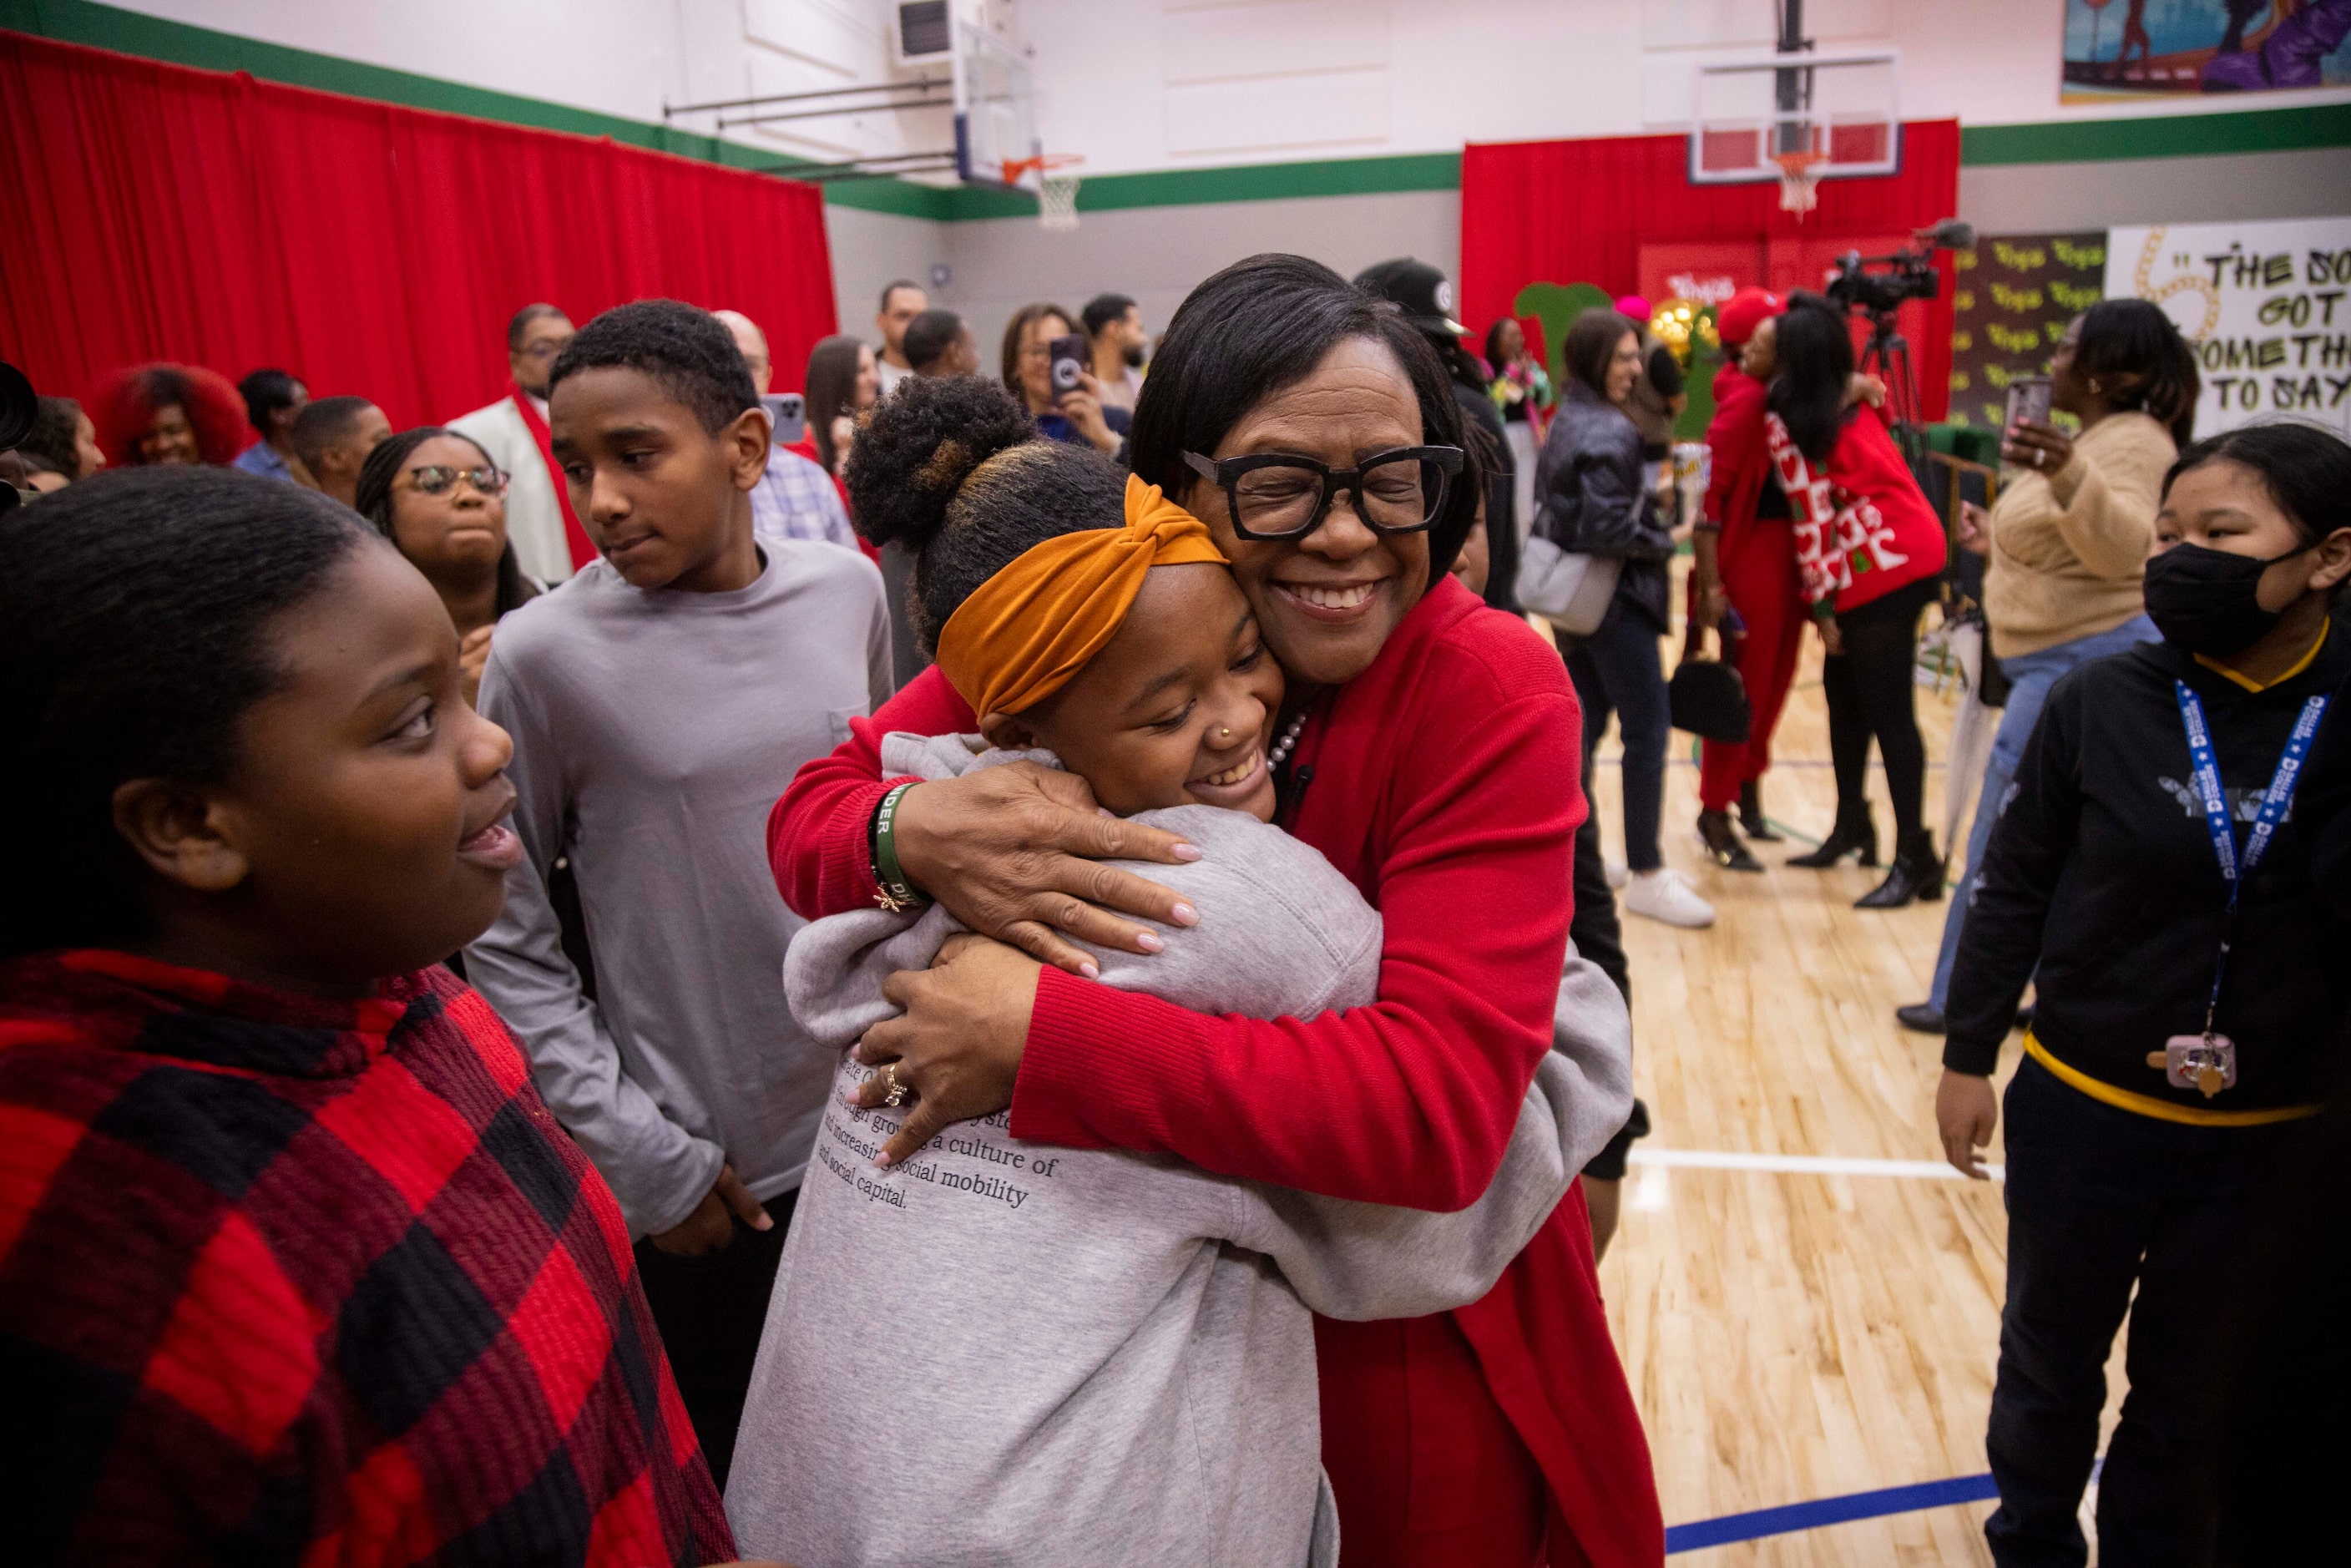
[761,392,806,446]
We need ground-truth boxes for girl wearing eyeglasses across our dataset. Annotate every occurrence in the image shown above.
[356,427,538,706]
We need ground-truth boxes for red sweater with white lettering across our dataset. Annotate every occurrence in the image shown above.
[766,574,1662,1566]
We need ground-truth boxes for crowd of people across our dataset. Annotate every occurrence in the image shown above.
[2,242,2345,1568]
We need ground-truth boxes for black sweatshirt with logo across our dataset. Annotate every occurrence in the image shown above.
[1946,631,2351,1110]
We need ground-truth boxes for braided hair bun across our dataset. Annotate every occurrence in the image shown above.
[845,375,1036,554]
[843,375,1131,654]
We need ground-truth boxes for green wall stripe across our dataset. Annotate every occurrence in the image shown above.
[1067,153,1464,213]
[8,1,2347,221]
[1960,103,2351,164]
[925,152,1465,222]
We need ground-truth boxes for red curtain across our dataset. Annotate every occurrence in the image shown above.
[0,32,837,431]
[1461,121,1962,420]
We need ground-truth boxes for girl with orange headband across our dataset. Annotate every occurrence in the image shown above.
[723,378,1632,1567]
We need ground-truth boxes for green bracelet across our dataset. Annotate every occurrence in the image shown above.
[871,782,929,913]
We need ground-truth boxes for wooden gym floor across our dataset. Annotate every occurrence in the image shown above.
[1573,585,2127,1563]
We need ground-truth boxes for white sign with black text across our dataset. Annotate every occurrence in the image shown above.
[2106,217,2351,439]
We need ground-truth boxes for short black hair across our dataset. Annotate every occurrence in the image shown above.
[0,467,370,957]
[508,302,569,353]
[291,396,378,469]
[880,280,925,313]
[1766,291,1857,465]
[1129,253,1475,580]
[2076,297,2202,448]
[902,308,968,372]
[846,375,1128,653]
[236,367,304,431]
[546,299,759,436]
[2164,422,2351,553]
[20,396,85,478]
[1082,293,1136,337]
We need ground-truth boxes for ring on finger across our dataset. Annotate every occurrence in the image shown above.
[882,1061,908,1108]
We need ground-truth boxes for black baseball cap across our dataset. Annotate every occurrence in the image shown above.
[1352,257,1467,336]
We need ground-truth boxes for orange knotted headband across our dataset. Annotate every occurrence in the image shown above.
[934,473,1229,718]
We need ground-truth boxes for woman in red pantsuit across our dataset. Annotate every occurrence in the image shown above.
[1691,288,1805,871]
[769,255,1661,1567]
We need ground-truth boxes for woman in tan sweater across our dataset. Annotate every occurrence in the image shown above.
[1899,298,2200,1034]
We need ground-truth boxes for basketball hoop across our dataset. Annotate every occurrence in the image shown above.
[1772,149,1825,215]
[1002,154,1084,233]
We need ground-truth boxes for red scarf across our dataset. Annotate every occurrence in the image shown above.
[1763,408,1944,613]
[509,382,599,571]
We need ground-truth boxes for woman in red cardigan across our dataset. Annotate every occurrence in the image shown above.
[1763,292,1949,906]
[769,254,1661,1567]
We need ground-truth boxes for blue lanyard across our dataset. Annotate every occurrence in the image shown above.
[2173,680,2328,1029]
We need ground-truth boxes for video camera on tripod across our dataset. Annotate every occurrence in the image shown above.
[1817,219,1975,462]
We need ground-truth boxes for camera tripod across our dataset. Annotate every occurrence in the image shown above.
[1857,305,1927,473]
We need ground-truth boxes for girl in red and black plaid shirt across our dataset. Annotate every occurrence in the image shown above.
[0,467,744,1566]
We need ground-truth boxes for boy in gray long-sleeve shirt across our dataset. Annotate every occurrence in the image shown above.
[463,301,892,1485]
[725,734,1633,1568]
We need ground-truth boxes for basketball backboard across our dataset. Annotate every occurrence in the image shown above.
[953,22,1039,189]
[1687,48,1901,186]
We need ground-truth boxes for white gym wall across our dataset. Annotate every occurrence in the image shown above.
[99,1,2351,366]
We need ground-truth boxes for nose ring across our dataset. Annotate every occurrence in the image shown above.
[1216,726,1233,743]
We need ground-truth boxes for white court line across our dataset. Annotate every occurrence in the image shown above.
[1629,1147,2005,1181]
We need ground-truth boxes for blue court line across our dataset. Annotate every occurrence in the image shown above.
[1665,1473,2000,1553]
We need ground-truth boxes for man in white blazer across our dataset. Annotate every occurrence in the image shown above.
[450,303,579,584]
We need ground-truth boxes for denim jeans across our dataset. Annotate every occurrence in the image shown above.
[1929,615,2159,1010]
[1985,1056,2288,1566]
[1565,596,1671,873]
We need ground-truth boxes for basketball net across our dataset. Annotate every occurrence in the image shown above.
[1773,149,1825,216]
[1004,154,1084,233]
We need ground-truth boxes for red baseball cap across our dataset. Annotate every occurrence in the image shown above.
[1716,287,1784,351]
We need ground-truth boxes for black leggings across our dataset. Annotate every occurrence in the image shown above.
[1821,576,1936,842]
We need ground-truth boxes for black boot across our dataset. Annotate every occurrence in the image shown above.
[1787,805,1878,868]
[1738,781,1783,842]
[1697,810,1763,872]
[1856,829,1944,909]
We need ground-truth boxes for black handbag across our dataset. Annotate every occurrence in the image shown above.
[1669,625,1752,743]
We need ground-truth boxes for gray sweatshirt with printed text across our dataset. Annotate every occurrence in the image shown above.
[722,733,1634,1568]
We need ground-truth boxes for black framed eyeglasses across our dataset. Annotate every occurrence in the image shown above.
[403,464,508,497]
[1182,446,1464,541]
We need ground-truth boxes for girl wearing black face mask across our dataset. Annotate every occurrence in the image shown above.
[1934,421,2351,1565]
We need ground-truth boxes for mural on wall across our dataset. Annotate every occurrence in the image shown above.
[2062,0,2351,100]
[2106,216,2351,437]
[1946,233,2108,430]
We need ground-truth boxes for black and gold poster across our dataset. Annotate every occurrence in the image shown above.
[1946,232,2107,431]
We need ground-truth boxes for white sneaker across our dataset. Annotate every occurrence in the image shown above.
[1605,858,1628,891]
[1625,867,1716,928]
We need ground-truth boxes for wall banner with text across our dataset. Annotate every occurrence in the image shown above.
[1946,232,2107,431]
[2106,217,2351,438]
